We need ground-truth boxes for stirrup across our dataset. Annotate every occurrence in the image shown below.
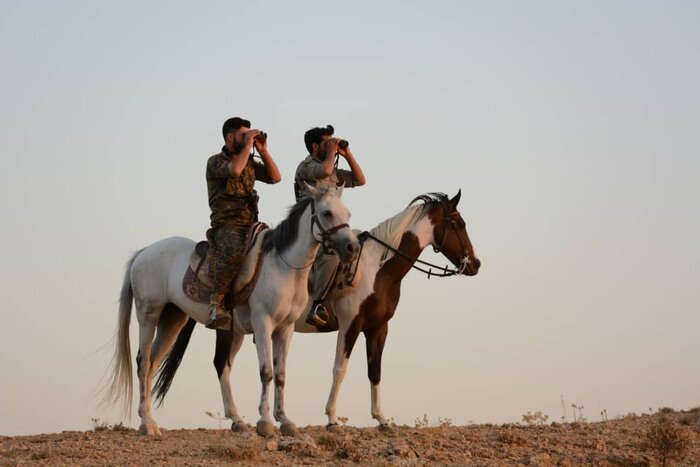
[306,303,328,327]
[205,306,231,330]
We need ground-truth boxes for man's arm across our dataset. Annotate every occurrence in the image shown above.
[338,145,366,186]
[254,136,282,183]
[320,138,340,177]
[229,130,258,177]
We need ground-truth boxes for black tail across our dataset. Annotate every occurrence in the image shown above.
[153,317,197,406]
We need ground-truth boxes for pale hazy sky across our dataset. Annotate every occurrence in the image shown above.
[1,1,698,436]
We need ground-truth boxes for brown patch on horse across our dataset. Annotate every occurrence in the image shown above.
[343,231,422,358]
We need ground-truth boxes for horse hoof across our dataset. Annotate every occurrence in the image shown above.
[256,421,275,437]
[326,423,341,432]
[280,422,299,437]
[139,423,161,436]
[231,421,248,433]
[378,423,394,433]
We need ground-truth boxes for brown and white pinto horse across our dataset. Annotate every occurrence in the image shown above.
[153,191,480,430]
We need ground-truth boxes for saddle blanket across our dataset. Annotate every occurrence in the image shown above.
[182,222,269,307]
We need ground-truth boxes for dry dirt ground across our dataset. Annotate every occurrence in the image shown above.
[2,409,699,466]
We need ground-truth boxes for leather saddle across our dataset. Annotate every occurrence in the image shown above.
[182,222,269,309]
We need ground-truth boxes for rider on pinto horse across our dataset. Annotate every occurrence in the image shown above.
[294,125,366,326]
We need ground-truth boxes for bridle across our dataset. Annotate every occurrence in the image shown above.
[432,209,472,274]
[310,199,350,256]
[275,198,351,270]
[352,201,471,279]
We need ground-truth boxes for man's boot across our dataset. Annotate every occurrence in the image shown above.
[306,300,329,327]
[206,293,231,330]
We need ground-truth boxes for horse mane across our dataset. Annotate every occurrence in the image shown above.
[262,196,314,254]
[367,192,449,262]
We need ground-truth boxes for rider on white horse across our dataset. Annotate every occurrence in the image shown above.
[205,117,281,329]
[294,125,366,327]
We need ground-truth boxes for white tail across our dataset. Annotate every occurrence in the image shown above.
[103,249,142,416]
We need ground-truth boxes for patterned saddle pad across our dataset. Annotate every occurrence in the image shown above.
[182,222,269,307]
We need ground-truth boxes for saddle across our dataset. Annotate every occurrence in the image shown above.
[182,222,269,310]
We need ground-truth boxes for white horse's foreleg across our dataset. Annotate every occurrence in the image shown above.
[136,305,161,436]
[325,320,362,427]
[215,330,246,430]
[272,326,299,436]
[252,318,275,437]
[365,323,389,428]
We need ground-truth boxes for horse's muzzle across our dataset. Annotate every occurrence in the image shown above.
[459,255,480,276]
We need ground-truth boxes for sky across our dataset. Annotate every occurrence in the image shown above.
[1,0,698,436]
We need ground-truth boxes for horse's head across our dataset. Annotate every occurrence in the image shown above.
[420,190,480,276]
[307,184,360,264]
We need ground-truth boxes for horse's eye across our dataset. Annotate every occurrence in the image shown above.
[323,211,332,218]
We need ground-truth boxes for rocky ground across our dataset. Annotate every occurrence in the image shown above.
[2,408,699,466]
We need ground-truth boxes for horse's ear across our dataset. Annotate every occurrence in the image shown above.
[304,182,320,198]
[335,183,345,198]
[450,189,462,207]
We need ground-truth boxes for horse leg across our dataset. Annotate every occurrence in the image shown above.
[214,329,247,431]
[150,303,188,368]
[135,302,162,436]
[365,322,390,430]
[272,326,299,436]
[325,319,362,428]
[252,319,275,437]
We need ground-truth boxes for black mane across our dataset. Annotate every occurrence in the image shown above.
[262,196,314,254]
[408,192,449,213]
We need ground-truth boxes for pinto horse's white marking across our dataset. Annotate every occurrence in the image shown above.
[103,186,358,436]
[150,191,480,430]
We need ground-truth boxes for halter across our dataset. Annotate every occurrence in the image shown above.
[275,198,350,270]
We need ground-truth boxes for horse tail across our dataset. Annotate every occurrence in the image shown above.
[104,248,143,416]
[153,317,197,406]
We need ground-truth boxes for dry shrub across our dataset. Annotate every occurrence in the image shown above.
[30,449,52,460]
[205,441,262,462]
[335,437,367,463]
[642,419,694,466]
[317,433,342,451]
[497,427,526,446]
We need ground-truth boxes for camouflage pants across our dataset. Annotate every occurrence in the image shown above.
[312,251,340,302]
[207,224,249,299]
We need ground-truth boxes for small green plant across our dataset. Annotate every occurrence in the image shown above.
[91,418,131,432]
[521,411,549,426]
[437,417,453,428]
[91,417,110,431]
[571,404,586,423]
[643,419,693,466]
[414,414,430,428]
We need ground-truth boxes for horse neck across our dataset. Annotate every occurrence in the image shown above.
[283,204,320,274]
[367,206,433,281]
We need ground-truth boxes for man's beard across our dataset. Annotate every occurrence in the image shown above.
[233,142,244,153]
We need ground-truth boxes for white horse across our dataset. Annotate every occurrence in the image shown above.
[153,191,480,430]
[104,185,359,437]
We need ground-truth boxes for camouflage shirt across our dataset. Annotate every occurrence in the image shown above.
[207,149,276,227]
[294,155,358,200]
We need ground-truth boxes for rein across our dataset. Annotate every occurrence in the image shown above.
[346,201,469,281]
[357,231,460,279]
